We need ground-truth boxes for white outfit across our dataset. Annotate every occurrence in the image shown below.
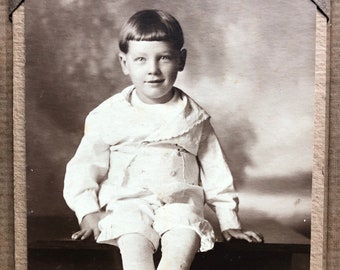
[63,85,241,252]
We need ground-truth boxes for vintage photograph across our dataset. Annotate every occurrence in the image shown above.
[25,1,316,269]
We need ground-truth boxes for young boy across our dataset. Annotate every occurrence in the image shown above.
[64,9,262,270]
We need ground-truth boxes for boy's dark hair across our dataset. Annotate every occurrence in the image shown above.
[119,9,184,53]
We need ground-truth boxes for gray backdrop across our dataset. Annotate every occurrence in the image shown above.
[26,0,316,242]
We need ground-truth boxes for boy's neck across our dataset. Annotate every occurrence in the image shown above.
[135,88,175,104]
[133,88,177,106]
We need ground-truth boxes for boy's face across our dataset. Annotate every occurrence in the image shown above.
[119,41,186,104]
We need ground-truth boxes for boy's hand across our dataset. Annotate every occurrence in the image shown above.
[222,229,263,243]
[71,211,106,241]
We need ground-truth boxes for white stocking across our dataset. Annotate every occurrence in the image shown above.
[118,233,156,270]
[157,228,200,270]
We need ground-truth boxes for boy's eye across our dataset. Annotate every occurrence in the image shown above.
[135,57,146,63]
[160,55,171,61]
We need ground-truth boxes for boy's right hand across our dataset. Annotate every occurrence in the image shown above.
[71,211,105,241]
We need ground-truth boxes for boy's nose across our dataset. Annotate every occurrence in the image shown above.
[147,60,160,74]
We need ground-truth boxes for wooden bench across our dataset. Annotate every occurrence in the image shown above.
[28,216,310,270]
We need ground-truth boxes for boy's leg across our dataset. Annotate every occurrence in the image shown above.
[157,228,200,270]
[117,233,155,270]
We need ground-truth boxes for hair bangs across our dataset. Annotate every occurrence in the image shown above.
[130,23,172,42]
[119,9,184,53]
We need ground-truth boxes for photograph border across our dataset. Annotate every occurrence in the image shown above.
[1,1,339,269]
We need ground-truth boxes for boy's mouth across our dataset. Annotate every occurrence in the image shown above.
[145,79,165,84]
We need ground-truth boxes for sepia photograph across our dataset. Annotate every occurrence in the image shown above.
[24,0,317,269]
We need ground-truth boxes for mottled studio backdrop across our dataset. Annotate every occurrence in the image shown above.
[26,0,316,242]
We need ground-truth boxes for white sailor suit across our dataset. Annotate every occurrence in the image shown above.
[64,86,241,251]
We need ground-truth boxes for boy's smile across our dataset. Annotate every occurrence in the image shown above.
[119,41,186,104]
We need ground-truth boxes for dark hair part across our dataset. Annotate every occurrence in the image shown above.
[119,9,184,53]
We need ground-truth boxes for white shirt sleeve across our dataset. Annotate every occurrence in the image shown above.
[197,120,242,232]
[63,112,110,223]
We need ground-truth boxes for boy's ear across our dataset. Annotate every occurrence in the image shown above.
[119,52,129,75]
[178,49,187,72]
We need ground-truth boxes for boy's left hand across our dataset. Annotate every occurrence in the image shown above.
[222,229,263,243]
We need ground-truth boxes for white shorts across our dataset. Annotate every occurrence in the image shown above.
[96,196,216,252]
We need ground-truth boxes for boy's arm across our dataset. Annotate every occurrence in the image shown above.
[197,120,241,232]
[198,120,263,243]
[64,112,110,224]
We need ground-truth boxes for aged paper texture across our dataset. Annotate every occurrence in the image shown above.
[2,0,339,270]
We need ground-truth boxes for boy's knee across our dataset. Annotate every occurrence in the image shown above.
[158,228,199,270]
[118,233,154,253]
[118,234,156,270]
[162,228,201,254]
